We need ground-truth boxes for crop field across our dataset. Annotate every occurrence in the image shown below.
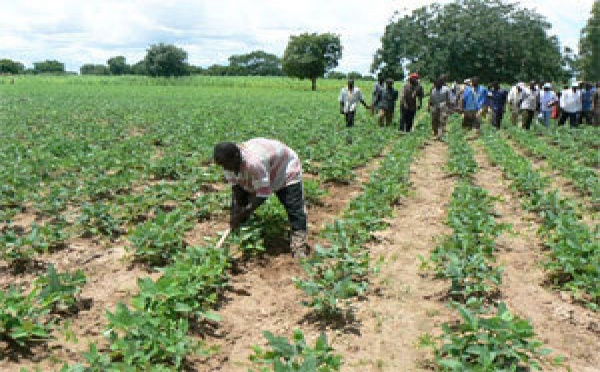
[0,76,599,372]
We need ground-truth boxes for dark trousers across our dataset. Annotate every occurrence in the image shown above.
[491,109,504,129]
[579,111,593,125]
[558,112,578,128]
[522,110,535,130]
[400,107,416,132]
[344,111,356,127]
[232,183,307,232]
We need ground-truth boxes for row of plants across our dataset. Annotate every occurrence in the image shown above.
[481,125,599,310]
[295,115,429,319]
[534,125,599,169]
[423,122,551,371]
[1,265,86,347]
[505,125,599,203]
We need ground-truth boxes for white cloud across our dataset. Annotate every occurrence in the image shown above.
[0,0,593,73]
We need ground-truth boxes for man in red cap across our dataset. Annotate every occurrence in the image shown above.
[400,72,424,132]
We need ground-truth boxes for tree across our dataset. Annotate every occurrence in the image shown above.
[326,71,347,79]
[0,59,25,74]
[372,0,565,83]
[578,1,600,81]
[144,43,188,77]
[33,60,65,74]
[107,56,129,75]
[282,33,342,90]
[227,50,283,76]
[80,64,110,75]
[131,60,147,75]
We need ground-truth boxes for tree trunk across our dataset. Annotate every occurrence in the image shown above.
[311,77,317,91]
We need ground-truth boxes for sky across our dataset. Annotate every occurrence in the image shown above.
[0,0,594,74]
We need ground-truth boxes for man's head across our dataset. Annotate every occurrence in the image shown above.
[214,142,241,173]
[347,79,355,89]
[529,81,536,90]
[543,83,552,91]
[434,78,443,89]
[596,81,600,89]
[409,72,419,85]
[471,77,479,87]
[385,78,394,88]
[492,81,500,91]
[585,82,592,91]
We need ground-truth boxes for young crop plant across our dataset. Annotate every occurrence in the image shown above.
[33,265,87,313]
[77,202,124,238]
[427,303,552,371]
[446,121,478,178]
[128,209,192,265]
[0,287,52,346]
[249,329,342,372]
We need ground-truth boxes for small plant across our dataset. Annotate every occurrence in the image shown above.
[33,264,87,312]
[249,329,342,372]
[0,287,52,346]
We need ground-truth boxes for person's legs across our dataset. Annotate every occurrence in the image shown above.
[558,111,568,126]
[522,110,532,130]
[569,112,578,128]
[438,109,448,139]
[345,111,355,127]
[406,109,416,132]
[491,110,500,129]
[583,111,593,125]
[399,107,407,131]
[378,109,385,127]
[275,182,309,257]
[463,111,474,130]
[510,110,518,126]
[231,185,251,225]
[432,109,440,136]
[384,110,393,126]
[542,111,551,128]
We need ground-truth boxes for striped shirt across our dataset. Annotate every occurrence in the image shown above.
[223,138,302,198]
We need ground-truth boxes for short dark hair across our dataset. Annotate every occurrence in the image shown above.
[213,142,239,164]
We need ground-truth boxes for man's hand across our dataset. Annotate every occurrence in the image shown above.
[230,205,252,230]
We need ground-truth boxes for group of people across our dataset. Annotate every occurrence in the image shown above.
[211,75,599,260]
[338,75,600,140]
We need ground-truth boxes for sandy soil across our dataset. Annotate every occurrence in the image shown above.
[473,141,600,372]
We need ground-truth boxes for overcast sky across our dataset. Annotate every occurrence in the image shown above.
[0,0,593,74]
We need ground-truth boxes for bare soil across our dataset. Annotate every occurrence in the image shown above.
[473,141,600,372]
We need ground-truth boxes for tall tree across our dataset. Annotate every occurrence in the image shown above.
[227,50,283,76]
[144,44,188,77]
[0,59,25,74]
[33,60,65,74]
[282,33,342,91]
[107,56,129,75]
[578,1,600,81]
[372,0,565,83]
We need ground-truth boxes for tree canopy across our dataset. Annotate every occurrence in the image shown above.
[107,56,129,75]
[80,64,110,75]
[578,1,600,81]
[227,50,283,76]
[371,0,567,83]
[0,59,25,74]
[33,60,65,74]
[282,32,342,90]
[143,43,188,77]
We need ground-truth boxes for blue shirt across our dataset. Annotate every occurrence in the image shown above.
[582,89,594,111]
[486,89,508,112]
[463,85,488,111]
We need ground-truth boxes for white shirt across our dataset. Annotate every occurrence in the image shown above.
[560,89,582,113]
[339,87,364,113]
[507,86,525,111]
[520,88,538,111]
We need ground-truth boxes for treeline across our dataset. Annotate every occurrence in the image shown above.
[1,0,597,85]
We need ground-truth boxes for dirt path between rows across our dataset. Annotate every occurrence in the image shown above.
[473,141,600,372]
[196,146,388,372]
[323,139,456,371]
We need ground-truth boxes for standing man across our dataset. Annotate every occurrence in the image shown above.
[520,82,538,130]
[487,82,508,129]
[538,83,558,128]
[399,73,424,132]
[507,83,525,126]
[580,83,594,125]
[428,78,451,140]
[559,83,582,128]
[339,79,370,128]
[371,74,385,116]
[376,78,399,127]
[213,138,310,258]
[593,81,600,127]
[461,77,488,133]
